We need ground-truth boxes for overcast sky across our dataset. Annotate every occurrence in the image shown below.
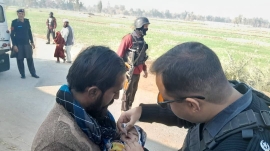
[80,0,270,20]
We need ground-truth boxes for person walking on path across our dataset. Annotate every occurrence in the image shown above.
[54,31,66,63]
[61,19,74,63]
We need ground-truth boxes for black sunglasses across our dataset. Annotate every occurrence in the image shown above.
[157,92,205,108]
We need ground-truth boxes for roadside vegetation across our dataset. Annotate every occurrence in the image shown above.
[5,7,270,91]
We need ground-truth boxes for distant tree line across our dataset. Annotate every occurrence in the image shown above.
[92,2,270,28]
[4,0,86,11]
[4,0,270,28]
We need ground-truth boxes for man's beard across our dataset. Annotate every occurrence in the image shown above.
[85,94,114,119]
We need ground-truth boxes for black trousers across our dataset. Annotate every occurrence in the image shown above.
[47,29,55,42]
[16,58,36,76]
[121,74,140,111]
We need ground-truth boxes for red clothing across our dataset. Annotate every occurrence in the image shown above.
[117,34,147,75]
[54,31,65,59]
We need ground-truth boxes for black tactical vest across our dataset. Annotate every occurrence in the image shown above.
[123,32,148,66]
[181,81,270,151]
[48,17,56,27]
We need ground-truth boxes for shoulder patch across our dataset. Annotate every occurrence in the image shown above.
[260,140,270,151]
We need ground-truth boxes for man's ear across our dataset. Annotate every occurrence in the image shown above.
[87,86,102,100]
[185,98,201,113]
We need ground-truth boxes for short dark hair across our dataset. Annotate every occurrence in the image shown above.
[150,42,228,102]
[67,46,126,93]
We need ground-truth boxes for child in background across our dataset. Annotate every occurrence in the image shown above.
[107,125,148,151]
[54,31,66,63]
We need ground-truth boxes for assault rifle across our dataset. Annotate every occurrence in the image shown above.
[121,41,147,111]
[121,49,136,110]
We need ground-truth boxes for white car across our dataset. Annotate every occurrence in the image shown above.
[0,0,11,72]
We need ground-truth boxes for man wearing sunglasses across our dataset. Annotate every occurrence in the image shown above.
[117,42,270,151]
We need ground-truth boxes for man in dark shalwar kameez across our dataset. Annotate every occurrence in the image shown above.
[10,9,39,79]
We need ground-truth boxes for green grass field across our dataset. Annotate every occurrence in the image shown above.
[5,7,270,91]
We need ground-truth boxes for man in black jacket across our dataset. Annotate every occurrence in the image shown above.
[11,9,39,79]
[117,42,270,151]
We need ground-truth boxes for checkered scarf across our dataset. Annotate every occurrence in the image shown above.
[56,85,116,151]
